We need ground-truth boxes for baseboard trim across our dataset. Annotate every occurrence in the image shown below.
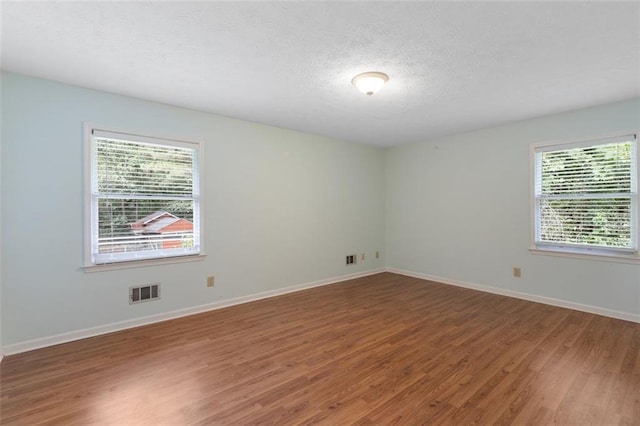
[7,266,635,356]
[386,267,640,324]
[3,268,386,356]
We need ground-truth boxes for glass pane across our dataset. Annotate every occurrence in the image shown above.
[541,142,632,195]
[539,198,632,248]
[97,198,194,255]
[96,138,194,196]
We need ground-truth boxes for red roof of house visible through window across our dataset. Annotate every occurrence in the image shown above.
[130,211,193,234]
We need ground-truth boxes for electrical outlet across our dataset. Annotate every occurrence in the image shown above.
[513,267,521,278]
[361,253,365,261]
[375,251,379,259]
[207,276,215,287]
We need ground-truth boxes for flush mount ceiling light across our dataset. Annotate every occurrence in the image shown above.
[351,71,389,96]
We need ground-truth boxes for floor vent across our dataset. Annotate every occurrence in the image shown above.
[130,283,160,304]
[346,254,357,265]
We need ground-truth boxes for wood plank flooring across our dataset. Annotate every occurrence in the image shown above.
[1,272,639,425]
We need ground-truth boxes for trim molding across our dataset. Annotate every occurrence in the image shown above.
[387,267,640,324]
[6,266,636,355]
[3,268,385,356]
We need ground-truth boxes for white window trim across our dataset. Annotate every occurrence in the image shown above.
[83,123,205,271]
[84,254,207,273]
[529,130,640,264]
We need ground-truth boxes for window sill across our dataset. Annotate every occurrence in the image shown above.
[83,254,206,272]
[529,247,640,264]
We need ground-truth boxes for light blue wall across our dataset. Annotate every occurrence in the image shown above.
[385,98,640,317]
[0,72,385,346]
[2,71,639,351]
[0,73,3,357]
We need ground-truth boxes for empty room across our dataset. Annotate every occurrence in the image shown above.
[1,1,639,425]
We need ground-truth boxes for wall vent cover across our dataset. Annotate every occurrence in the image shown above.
[130,283,160,304]
[346,254,357,265]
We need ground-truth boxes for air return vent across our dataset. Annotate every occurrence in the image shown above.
[346,254,357,265]
[130,283,160,304]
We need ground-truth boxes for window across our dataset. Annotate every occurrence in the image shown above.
[532,133,638,258]
[85,126,202,266]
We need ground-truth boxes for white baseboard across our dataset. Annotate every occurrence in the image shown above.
[3,268,385,356]
[6,266,635,356]
[386,267,640,324]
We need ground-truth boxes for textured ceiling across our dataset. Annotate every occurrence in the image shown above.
[1,1,639,147]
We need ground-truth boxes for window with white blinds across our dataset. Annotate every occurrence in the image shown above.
[86,127,202,265]
[533,133,638,256]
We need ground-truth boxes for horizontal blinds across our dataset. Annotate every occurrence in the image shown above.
[539,141,634,195]
[535,134,636,153]
[91,132,200,264]
[95,138,194,196]
[537,198,632,249]
[534,135,637,251]
[92,129,197,149]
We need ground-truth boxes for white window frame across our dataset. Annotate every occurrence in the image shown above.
[530,130,640,263]
[83,123,205,271]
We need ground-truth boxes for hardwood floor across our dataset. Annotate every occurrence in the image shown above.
[1,272,638,425]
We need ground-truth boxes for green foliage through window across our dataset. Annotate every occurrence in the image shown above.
[88,130,201,264]
[535,137,637,252]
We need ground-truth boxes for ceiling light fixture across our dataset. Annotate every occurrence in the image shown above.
[351,71,389,96]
